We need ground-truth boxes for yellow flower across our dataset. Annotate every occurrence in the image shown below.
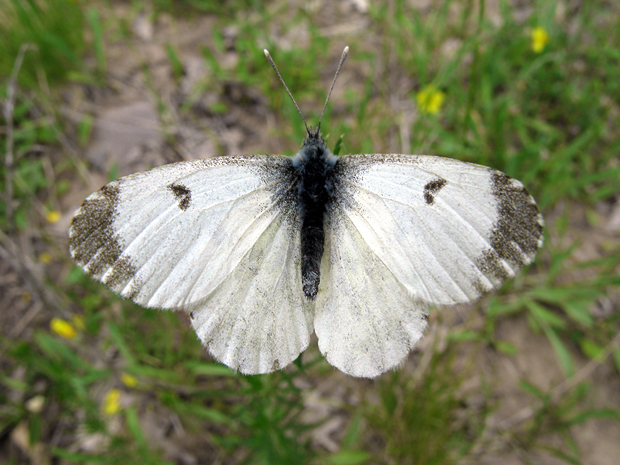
[50,318,77,339]
[39,252,53,264]
[121,373,138,388]
[103,389,122,415]
[46,210,61,223]
[531,27,549,53]
[417,85,445,115]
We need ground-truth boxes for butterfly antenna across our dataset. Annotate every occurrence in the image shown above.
[264,49,311,135]
[317,46,349,134]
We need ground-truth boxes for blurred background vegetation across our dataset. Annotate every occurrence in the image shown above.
[1,0,619,463]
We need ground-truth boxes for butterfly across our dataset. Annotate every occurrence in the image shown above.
[69,47,544,378]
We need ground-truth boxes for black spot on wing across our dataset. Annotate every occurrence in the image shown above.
[476,172,543,282]
[424,177,447,205]
[168,183,191,210]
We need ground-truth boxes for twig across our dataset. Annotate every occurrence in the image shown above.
[3,44,35,220]
[0,229,65,323]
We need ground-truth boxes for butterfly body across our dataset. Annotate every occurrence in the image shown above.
[292,129,338,299]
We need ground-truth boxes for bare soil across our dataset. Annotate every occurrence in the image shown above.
[2,2,619,463]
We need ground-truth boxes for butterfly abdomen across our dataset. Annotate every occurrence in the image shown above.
[293,134,338,300]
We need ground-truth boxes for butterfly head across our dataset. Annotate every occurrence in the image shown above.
[303,126,326,147]
[293,125,337,169]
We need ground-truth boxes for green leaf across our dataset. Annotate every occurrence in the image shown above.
[613,347,620,377]
[526,301,567,330]
[562,300,594,327]
[77,114,94,147]
[106,323,136,365]
[325,450,371,465]
[333,133,345,155]
[518,380,547,400]
[86,8,106,78]
[544,327,575,377]
[579,338,604,361]
[125,407,147,448]
[495,340,518,356]
[341,410,363,449]
[184,360,237,376]
[165,43,184,81]
[568,408,620,425]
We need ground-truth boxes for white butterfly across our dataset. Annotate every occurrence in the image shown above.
[69,47,543,378]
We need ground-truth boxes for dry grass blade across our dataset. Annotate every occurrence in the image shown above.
[2,43,35,219]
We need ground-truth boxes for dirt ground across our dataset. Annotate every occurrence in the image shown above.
[2,1,620,463]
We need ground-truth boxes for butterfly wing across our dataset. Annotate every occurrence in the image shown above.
[316,154,544,377]
[70,155,314,374]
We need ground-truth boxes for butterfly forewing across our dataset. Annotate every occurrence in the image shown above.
[70,155,315,374]
[328,154,543,305]
[70,156,290,306]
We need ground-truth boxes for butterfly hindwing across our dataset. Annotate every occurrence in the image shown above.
[188,211,314,374]
[315,210,429,378]
[314,154,544,377]
[70,155,314,374]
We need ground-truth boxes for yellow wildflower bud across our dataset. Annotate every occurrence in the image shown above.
[46,210,61,223]
[121,373,138,388]
[50,318,77,339]
[416,85,445,115]
[531,27,549,53]
[103,389,122,416]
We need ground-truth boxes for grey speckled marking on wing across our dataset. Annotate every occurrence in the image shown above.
[69,181,140,293]
[475,172,544,281]
[70,185,122,272]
